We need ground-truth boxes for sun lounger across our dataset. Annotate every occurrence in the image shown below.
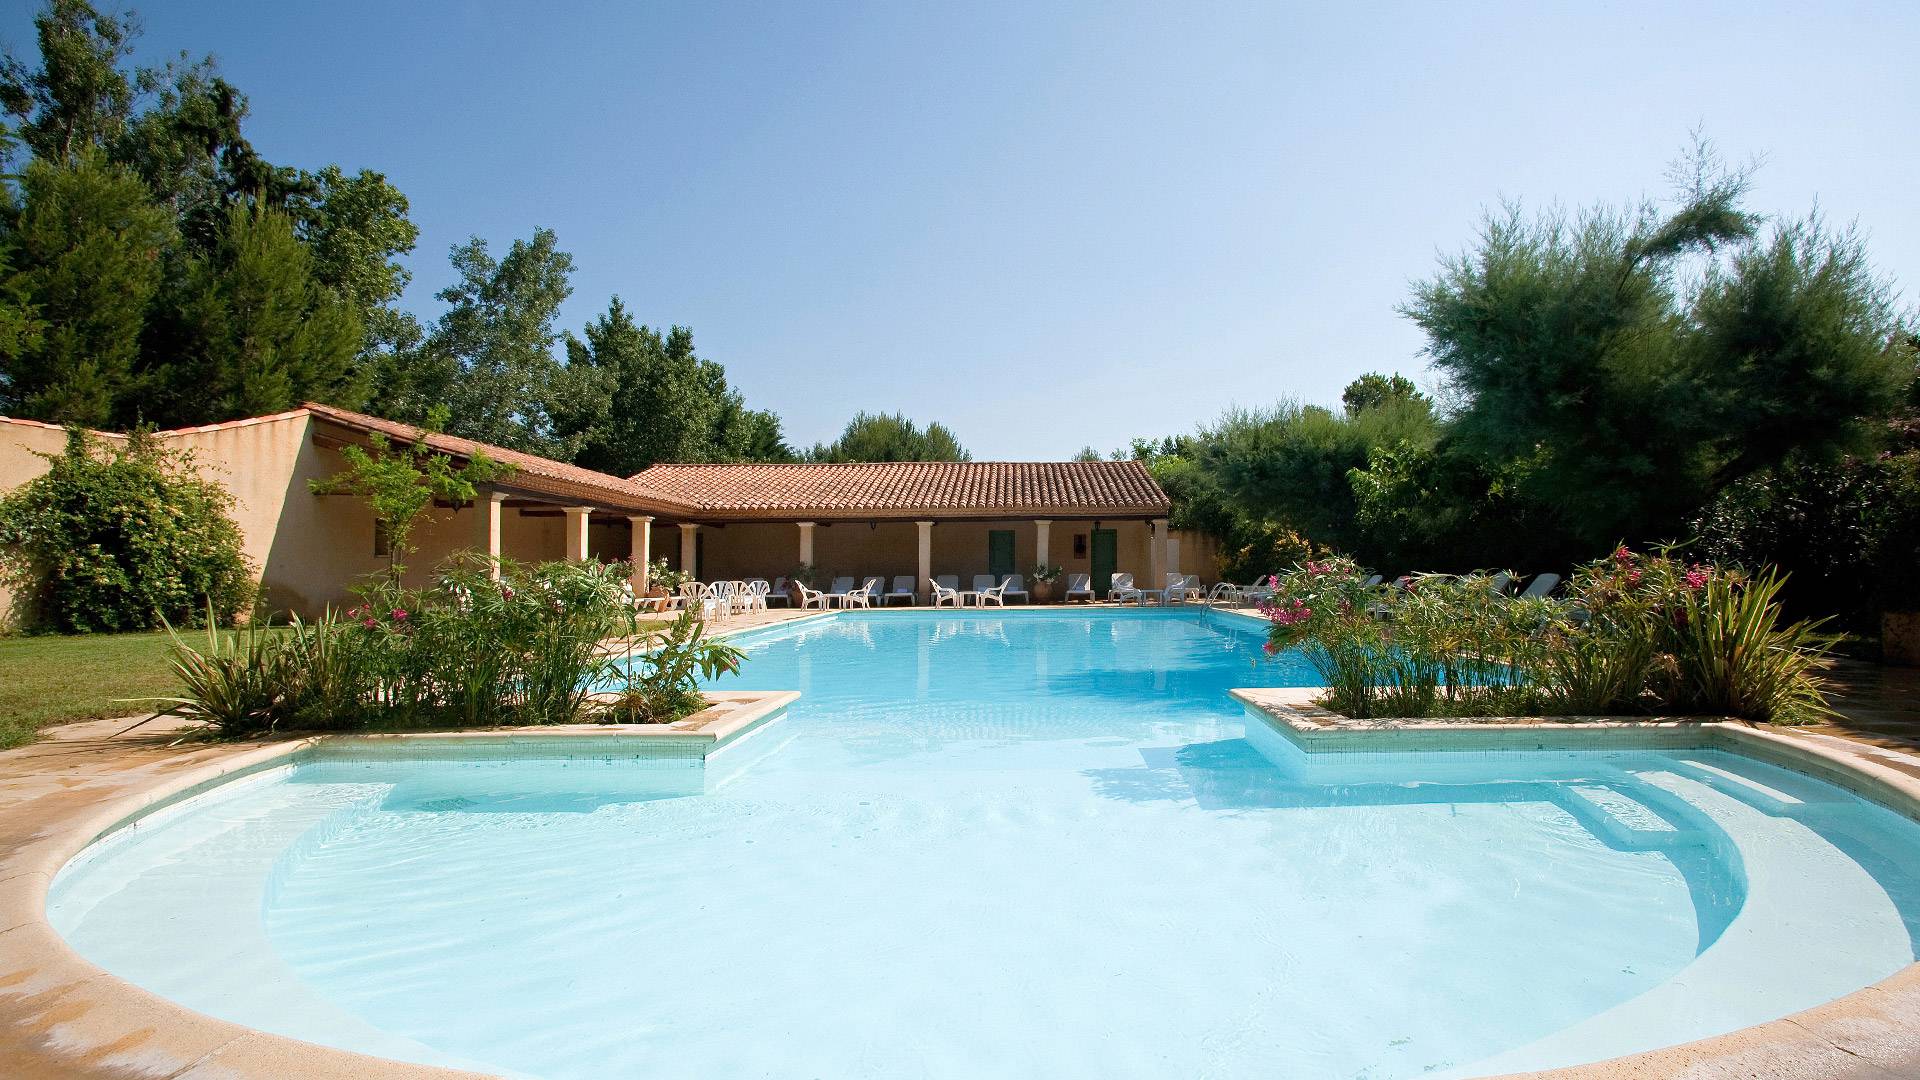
[1063,573,1094,602]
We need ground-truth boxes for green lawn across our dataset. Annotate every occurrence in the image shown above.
[0,631,188,749]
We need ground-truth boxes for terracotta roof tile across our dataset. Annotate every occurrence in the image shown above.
[630,461,1171,520]
[302,402,680,512]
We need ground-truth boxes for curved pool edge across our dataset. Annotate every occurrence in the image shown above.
[6,708,1920,1078]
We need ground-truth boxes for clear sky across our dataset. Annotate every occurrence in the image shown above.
[5,1,1914,459]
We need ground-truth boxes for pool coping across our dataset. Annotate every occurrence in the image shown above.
[3,672,1919,1076]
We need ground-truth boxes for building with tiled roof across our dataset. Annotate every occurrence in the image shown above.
[2,405,1197,618]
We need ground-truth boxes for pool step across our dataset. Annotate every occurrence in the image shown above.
[1661,754,1849,815]
[1554,782,1703,853]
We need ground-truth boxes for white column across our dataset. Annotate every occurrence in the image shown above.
[679,522,699,579]
[797,521,815,566]
[1033,519,1052,569]
[1167,533,1181,577]
[564,506,593,562]
[485,491,508,579]
[1150,518,1169,587]
[916,520,934,603]
[628,515,653,592]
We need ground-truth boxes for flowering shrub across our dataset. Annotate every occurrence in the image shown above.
[156,554,750,736]
[1261,546,1833,723]
[0,430,254,632]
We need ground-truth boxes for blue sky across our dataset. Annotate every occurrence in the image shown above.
[5,1,1915,458]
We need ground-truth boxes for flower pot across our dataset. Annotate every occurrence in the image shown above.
[1032,580,1055,604]
[1884,611,1920,666]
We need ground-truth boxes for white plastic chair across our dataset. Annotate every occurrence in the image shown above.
[843,580,876,609]
[1063,573,1093,603]
[1000,574,1029,604]
[796,583,833,610]
[975,578,1010,607]
[929,578,964,608]
[1108,572,1139,603]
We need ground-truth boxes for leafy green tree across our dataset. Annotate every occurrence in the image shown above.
[556,298,790,473]
[1,1,421,421]
[419,228,581,457]
[1071,446,1103,462]
[146,205,364,422]
[806,411,971,462]
[0,428,253,632]
[1341,372,1427,416]
[1405,148,1909,548]
[289,165,419,361]
[0,0,138,166]
[714,401,794,463]
[1198,399,1437,548]
[308,426,510,582]
[0,153,173,425]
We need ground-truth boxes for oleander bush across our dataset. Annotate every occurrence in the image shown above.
[1263,547,1834,723]
[0,430,254,633]
[155,554,746,737]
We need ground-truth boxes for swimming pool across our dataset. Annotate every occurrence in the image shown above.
[46,609,1920,1078]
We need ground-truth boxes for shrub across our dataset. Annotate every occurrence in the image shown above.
[152,611,290,738]
[1263,546,1834,724]
[0,429,254,632]
[604,612,744,723]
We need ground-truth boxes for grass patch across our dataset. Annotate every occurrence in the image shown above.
[0,630,226,749]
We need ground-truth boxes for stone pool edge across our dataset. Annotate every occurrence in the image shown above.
[1235,687,1920,1079]
[0,690,798,1080]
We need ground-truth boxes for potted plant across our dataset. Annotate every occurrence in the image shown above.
[1029,563,1062,603]
[646,559,688,612]
[788,563,820,606]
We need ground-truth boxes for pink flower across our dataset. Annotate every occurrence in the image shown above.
[500,585,514,599]
[1262,641,1278,655]
[1613,545,1634,564]
[391,608,408,621]
[361,617,377,629]
[1685,566,1709,590]
[1626,568,1642,586]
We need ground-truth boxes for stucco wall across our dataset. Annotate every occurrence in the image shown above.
[0,412,602,625]
[672,518,1168,593]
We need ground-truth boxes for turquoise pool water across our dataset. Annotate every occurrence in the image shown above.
[47,609,1920,1079]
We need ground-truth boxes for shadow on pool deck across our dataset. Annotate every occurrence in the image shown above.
[1808,659,1920,753]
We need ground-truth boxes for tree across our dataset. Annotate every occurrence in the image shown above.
[1341,372,1427,416]
[420,228,580,457]
[308,426,510,582]
[1404,146,1909,549]
[0,0,420,420]
[1071,446,1103,462]
[556,299,790,474]
[1198,399,1437,549]
[289,165,419,362]
[0,0,138,167]
[806,411,971,462]
[0,153,173,425]
[145,205,364,423]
